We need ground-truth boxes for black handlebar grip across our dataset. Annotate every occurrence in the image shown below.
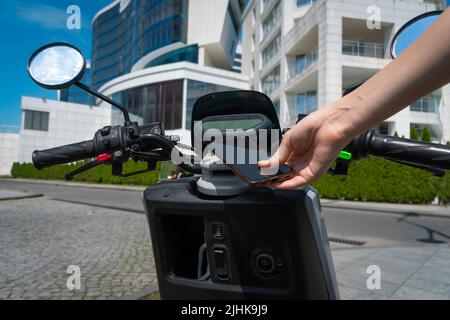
[368,133,450,171]
[32,140,98,170]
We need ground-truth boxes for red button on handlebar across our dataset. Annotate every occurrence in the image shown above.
[97,153,113,161]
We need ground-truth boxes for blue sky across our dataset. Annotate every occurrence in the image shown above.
[0,0,111,129]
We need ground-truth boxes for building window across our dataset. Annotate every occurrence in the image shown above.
[297,0,317,7]
[24,110,49,131]
[410,95,440,113]
[273,99,280,118]
[261,65,280,94]
[296,91,317,114]
[118,80,184,130]
[378,122,389,135]
[342,41,385,58]
[227,4,239,35]
[261,32,281,67]
[261,1,281,40]
[185,80,238,129]
[295,50,317,75]
[251,34,256,52]
[261,0,271,12]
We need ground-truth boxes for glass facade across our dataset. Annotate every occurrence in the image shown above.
[114,80,184,130]
[92,0,189,89]
[261,32,281,67]
[296,91,317,115]
[261,1,281,40]
[60,67,93,105]
[410,95,441,113]
[297,0,318,7]
[261,65,280,94]
[186,80,238,129]
[295,50,317,75]
[144,44,198,68]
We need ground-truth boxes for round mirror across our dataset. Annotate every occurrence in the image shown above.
[27,43,86,89]
[391,11,442,58]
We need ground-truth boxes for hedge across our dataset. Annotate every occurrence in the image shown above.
[11,160,175,186]
[10,157,450,204]
[311,157,450,205]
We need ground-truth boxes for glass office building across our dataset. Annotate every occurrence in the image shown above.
[92,0,189,90]
[92,0,248,134]
[60,67,93,105]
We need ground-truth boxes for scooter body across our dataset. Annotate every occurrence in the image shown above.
[143,177,340,299]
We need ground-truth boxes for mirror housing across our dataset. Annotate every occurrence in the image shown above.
[27,42,86,90]
[390,10,442,58]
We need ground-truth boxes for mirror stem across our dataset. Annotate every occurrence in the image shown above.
[75,81,131,123]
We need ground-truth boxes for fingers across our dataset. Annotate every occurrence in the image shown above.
[258,133,293,168]
[271,174,310,190]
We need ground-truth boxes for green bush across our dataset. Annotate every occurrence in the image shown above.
[10,158,450,205]
[311,157,450,204]
[11,160,177,186]
[421,127,431,142]
[410,126,419,140]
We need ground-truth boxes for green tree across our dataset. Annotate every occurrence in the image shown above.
[410,126,419,140]
[394,131,399,137]
[421,127,431,142]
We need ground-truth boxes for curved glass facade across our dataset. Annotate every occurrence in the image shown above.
[92,0,189,89]
[144,44,198,69]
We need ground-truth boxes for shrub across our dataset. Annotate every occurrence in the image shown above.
[410,126,419,140]
[312,157,450,204]
[11,160,177,186]
[421,127,431,142]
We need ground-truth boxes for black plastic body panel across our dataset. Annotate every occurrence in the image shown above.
[143,178,339,300]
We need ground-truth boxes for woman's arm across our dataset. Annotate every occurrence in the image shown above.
[259,8,450,189]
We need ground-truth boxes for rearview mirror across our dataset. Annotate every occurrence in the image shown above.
[390,11,442,58]
[27,42,86,90]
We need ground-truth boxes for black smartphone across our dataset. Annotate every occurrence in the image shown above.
[227,162,295,186]
[215,145,295,186]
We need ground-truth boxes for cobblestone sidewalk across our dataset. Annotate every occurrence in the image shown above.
[0,198,156,300]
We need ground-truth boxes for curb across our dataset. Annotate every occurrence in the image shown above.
[322,201,450,219]
[0,178,146,192]
[0,193,43,201]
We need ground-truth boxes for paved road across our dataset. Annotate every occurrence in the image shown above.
[0,198,155,300]
[2,180,450,248]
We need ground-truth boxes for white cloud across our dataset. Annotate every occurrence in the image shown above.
[16,3,79,30]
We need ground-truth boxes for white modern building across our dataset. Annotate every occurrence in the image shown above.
[241,0,449,142]
[0,131,19,176]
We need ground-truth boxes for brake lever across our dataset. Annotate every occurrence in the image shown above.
[64,160,102,180]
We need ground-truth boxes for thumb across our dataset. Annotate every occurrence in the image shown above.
[258,133,293,168]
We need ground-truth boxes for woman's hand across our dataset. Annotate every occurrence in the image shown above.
[258,105,354,190]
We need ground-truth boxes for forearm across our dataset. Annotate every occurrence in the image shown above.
[331,8,450,140]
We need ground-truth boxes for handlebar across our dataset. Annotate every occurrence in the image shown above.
[368,132,450,170]
[348,129,450,171]
[32,140,97,169]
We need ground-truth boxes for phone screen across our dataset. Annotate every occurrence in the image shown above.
[215,144,294,185]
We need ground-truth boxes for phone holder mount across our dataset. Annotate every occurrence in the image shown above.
[191,91,282,197]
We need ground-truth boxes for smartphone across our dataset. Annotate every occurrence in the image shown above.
[215,145,295,186]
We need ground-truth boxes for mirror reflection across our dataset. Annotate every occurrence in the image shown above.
[28,45,84,86]
[392,13,440,58]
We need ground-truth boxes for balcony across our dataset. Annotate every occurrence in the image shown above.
[295,50,317,76]
[410,96,440,113]
[342,41,386,59]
